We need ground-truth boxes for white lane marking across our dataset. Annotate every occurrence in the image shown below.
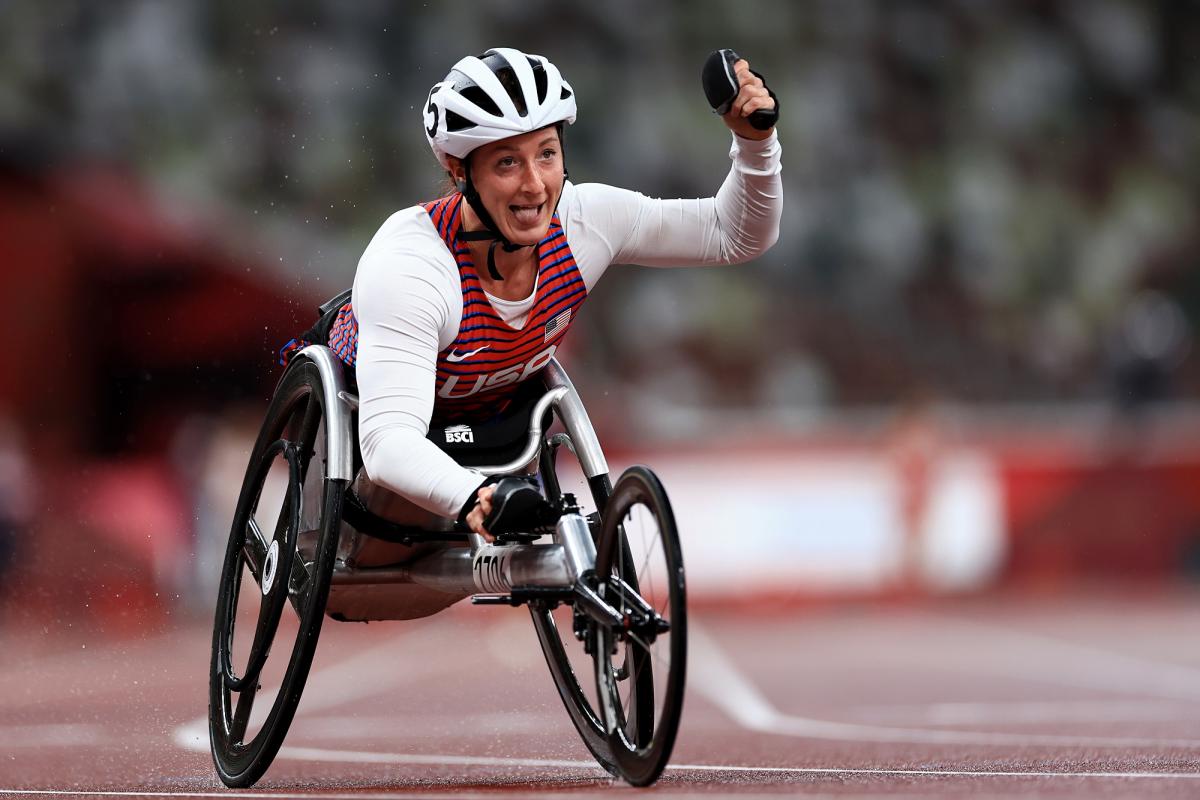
[933,616,1200,701]
[176,727,607,772]
[847,700,1199,725]
[295,712,553,737]
[291,625,454,714]
[280,745,605,770]
[0,723,104,747]
[10,755,1200,800]
[173,721,1200,783]
[176,620,479,751]
[687,622,1200,748]
[172,718,207,752]
[175,616,1200,788]
[275,747,1200,779]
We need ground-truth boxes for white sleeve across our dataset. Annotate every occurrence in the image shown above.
[562,131,782,290]
[352,225,484,520]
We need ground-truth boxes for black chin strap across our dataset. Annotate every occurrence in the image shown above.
[457,235,526,282]
[457,160,527,280]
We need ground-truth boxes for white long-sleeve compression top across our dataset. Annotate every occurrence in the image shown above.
[352,130,783,519]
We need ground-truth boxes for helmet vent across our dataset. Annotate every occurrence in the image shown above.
[493,66,528,116]
[560,86,572,100]
[459,84,503,118]
[529,57,548,104]
[444,109,472,132]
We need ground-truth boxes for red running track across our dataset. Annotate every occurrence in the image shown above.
[4,590,1200,798]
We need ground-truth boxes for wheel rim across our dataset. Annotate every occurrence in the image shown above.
[209,364,339,787]
[594,467,686,786]
[219,439,301,694]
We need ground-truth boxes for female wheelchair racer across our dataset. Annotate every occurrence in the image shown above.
[208,47,781,788]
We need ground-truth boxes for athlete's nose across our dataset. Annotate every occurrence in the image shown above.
[519,160,546,197]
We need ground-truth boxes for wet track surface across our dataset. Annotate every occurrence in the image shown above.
[4,591,1200,798]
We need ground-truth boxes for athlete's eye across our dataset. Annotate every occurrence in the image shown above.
[497,156,517,168]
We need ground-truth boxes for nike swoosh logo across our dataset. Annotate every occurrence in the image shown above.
[446,345,490,363]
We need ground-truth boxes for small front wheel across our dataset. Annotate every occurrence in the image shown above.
[529,445,618,776]
[593,466,687,786]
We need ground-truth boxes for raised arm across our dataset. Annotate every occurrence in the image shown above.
[563,58,782,279]
[583,132,782,270]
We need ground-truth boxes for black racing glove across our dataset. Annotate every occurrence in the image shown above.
[457,476,555,536]
[489,477,556,535]
[702,48,779,131]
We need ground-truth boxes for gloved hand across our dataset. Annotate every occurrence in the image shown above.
[702,48,778,139]
[461,477,552,540]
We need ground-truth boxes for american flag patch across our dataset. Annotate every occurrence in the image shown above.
[544,308,571,342]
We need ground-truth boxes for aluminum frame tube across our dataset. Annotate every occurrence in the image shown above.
[542,358,609,479]
[295,345,356,481]
[330,542,575,595]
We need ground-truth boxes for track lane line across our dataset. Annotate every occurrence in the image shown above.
[176,616,1200,786]
[845,699,1198,724]
[173,721,1200,782]
[932,615,1200,700]
[12,755,1200,800]
[687,622,1200,748]
[0,723,105,746]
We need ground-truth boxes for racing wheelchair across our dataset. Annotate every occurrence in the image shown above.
[207,317,687,788]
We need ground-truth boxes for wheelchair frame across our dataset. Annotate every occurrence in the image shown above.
[236,348,603,607]
[209,345,687,789]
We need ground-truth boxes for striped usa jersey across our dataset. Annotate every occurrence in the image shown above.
[327,192,587,425]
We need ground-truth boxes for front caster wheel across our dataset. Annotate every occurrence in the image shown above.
[593,466,687,786]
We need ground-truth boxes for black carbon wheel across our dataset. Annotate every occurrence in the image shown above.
[593,466,686,787]
[208,357,345,787]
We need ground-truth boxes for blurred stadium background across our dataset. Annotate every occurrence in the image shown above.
[1,0,1199,631]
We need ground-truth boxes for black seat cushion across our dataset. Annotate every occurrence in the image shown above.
[340,364,547,469]
[427,378,551,467]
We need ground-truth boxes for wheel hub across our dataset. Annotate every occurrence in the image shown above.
[261,539,280,596]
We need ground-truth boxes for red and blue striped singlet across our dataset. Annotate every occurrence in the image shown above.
[328,193,587,426]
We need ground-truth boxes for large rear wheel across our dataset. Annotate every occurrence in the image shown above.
[208,358,345,787]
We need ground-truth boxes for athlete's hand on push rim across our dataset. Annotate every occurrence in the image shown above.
[466,485,497,541]
[721,59,775,141]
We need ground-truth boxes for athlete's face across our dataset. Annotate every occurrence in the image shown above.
[459,127,564,246]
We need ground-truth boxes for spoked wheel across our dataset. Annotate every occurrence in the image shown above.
[209,357,346,788]
[593,466,686,786]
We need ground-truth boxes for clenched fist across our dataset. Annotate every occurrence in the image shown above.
[721,59,776,140]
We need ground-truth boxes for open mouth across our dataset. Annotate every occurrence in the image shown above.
[508,202,545,226]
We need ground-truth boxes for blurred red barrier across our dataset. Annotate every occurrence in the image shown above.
[6,456,187,634]
[1003,455,1200,585]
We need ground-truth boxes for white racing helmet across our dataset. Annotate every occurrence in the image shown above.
[423,47,577,168]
